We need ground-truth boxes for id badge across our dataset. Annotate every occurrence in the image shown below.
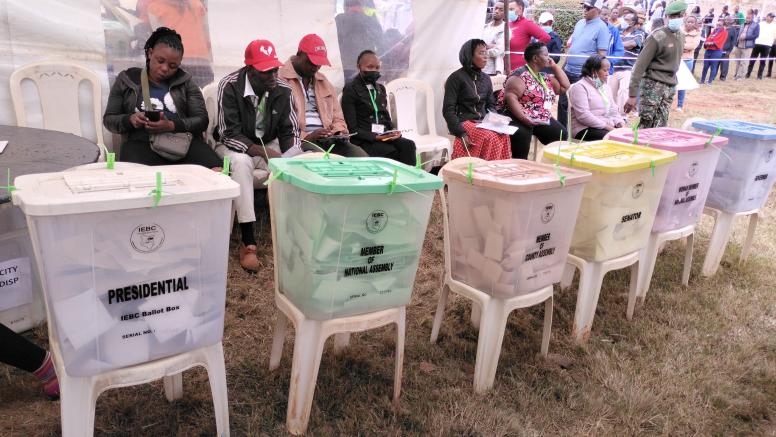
[371,123,385,134]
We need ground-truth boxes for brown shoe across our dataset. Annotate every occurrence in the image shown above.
[239,244,260,272]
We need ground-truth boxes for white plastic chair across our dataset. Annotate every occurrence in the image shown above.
[490,74,507,92]
[385,78,452,170]
[633,224,695,318]
[266,153,404,435]
[202,81,270,188]
[429,157,553,393]
[9,61,107,158]
[701,206,759,277]
[560,251,640,343]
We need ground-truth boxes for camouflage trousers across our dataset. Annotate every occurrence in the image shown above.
[638,78,675,129]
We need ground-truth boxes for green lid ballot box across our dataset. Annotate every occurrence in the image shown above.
[12,164,239,376]
[268,158,443,320]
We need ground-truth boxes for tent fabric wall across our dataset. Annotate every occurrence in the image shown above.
[0,0,486,147]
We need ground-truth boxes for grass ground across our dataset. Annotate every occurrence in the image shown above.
[2,77,775,437]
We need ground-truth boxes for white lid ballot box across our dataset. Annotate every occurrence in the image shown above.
[12,164,239,376]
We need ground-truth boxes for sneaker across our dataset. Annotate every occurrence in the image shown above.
[32,352,59,400]
[239,244,260,273]
[676,107,684,112]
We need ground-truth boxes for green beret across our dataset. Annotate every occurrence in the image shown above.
[665,0,687,16]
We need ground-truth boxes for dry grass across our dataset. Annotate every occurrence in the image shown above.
[2,79,776,436]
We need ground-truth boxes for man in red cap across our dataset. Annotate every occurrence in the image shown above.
[214,39,302,272]
[278,34,368,157]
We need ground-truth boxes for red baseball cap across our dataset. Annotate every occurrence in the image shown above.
[298,34,331,66]
[244,39,283,72]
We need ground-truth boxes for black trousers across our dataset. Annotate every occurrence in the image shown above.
[509,118,569,159]
[120,135,222,168]
[358,137,416,166]
[0,323,46,373]
[574,127,609,141]
[769,44,776,77]
[557,72,581,128]
[747,44,771,78]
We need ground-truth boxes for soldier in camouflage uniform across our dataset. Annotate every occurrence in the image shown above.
[624,0,687,128]
[637,78,674,128]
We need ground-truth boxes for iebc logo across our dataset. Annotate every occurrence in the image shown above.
[130,224,165,253]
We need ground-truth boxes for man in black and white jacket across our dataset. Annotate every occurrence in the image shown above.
[214,39,301,272]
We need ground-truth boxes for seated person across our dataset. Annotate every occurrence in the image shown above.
[443,39,512,161]
[498,42,570,159]
[278,34,368,157]
[341,50,416,166]
[214,39,302,272]
[103,27,220,169]
[1,323,59,399]
[568,55,625,141]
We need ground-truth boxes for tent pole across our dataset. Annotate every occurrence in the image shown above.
[504,15,511,73]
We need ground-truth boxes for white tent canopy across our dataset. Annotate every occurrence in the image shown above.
[0,0,487,147]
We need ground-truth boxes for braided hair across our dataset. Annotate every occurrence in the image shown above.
[143,27,184,67]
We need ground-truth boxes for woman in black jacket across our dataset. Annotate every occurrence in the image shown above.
[442,39,511,161]
[103,27,221,168]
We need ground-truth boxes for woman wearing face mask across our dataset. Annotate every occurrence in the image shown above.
[676,15,701,111]
[341,50,416,165]
[568,55,625,140]
[700,20,728,85]
[443,39,512,160]
[103,27,221,168]
[507,0,550,70]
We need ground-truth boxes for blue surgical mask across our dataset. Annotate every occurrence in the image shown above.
[593,77,603,88]
[541,25,553,33]
[620,20,630,30]
[508,11,518,22]
[668,17,683,31]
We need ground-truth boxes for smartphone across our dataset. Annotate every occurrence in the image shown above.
[145,111,161,122]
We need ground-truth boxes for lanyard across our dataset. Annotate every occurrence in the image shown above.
[525,64,549,92]
[367,86,379,123]
[597,84,609,109]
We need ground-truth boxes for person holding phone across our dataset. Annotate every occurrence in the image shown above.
[103,27,221,168]
[278,34,367,157]
[341,50,416,165]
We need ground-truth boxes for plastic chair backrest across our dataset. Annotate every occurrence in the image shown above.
[201,82,218,148]
[490,74,507,92]
[9,61,104,146]
[385,78,438,140]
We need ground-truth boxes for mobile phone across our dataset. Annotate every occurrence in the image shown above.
[145,111,161,122]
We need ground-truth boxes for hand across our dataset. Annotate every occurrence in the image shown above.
[547,58,558,69]
[145,113,175,133]
[247,143,282,160]
[614,121,624,128]
[306,128,333,141]
[624,97,638,113]
[604,123,616,131]
[129,112,148,129]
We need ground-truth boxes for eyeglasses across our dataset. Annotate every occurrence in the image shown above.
[583,5,593,11]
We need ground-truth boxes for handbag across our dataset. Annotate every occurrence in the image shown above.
[141,68,191,161]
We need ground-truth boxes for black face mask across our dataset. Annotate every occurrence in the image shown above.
[361,71,381,83]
